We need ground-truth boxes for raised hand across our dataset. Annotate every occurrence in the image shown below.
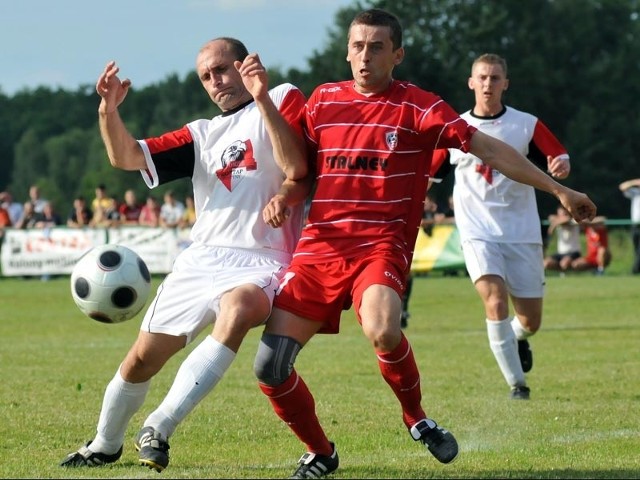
[234,53,268,102]
[96,61,132,114]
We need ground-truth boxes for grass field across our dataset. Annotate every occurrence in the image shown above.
[1,269,639,479]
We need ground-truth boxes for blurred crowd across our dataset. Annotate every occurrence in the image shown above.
[0,184,196,240]
[2,180,640,279]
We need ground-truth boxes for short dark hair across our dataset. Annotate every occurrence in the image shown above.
[472,53,508,77]
[350,9,403,50]
[213,37,249,62]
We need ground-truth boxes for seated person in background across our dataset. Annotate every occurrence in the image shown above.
[0,203,11,241]
[90,184,119,227]
[28,184,48,214]
[571,216,611,275]
[14,201,39,229]
[138,195,161,227]
[178,195,196,228]
[118,189,142,225]
[1,191,24,225]
[543,205,582,272]
[67,196,93,228]
[159,190,185,228]
[34,202,63,228]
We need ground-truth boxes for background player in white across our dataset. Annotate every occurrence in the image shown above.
[619,178,640,274]
[432,53,572,400]
[60,37,309,471]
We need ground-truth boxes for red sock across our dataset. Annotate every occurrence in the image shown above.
[377,333,426,428]
[258,369,332,455]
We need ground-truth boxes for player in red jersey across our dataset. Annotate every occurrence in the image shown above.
[253,9,596,478]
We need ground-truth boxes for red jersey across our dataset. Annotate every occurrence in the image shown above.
[585,224,608,264]
[297,80,476,264]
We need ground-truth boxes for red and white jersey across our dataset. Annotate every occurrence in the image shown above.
[137,83,306,256]
[296,80,476,264]
[444,106,568,244]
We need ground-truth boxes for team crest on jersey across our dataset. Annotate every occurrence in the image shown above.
[385,131,398,151]
[216,139,257,191]
[475,162,493,184]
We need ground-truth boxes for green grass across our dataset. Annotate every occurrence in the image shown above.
[0,273,639,479]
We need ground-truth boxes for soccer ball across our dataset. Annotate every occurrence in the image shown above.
[70,244,152,324]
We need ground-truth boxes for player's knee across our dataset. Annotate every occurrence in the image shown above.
[253,333,301,386]
[120,355,161,382]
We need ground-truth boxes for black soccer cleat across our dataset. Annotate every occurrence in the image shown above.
[510,385,531,400]
[410,418,459,464]
[518,339,533,373]
[290,441,339,479]
[60,440,123,467]
[135,426,170,472]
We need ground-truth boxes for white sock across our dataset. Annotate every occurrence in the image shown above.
[486,319,526,388]
[90,368,151,454]
[143,335,236,439]
[510,316,533,341]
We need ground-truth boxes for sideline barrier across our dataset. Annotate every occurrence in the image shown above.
[2,225,460,277]
[1,227,192,277]
[2,220,631,277]
[410,224,465,274]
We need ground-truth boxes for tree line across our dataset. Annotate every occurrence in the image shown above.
[0,0,638,220]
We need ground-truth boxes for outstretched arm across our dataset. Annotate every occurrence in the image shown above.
[469,130,596,222]
[235,54,307,181]
[96,61,146,170]
[619,178,640,191]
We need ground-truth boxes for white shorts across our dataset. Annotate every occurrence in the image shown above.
[461,240,545,298]
[140,243,290,344]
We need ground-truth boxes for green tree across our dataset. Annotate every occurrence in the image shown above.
[291,0,640,217]
[2,0,639,220]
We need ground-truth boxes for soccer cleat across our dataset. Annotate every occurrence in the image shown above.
[410,419,459,464]
[59,440,123,467]
[134,426,170,472]
[290,442,339,479]
[518,339,533,373]
[510,385,531,400]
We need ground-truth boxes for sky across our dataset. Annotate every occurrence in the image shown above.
[0,0,355,96]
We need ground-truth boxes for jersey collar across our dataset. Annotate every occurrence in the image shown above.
[469,104,507,120]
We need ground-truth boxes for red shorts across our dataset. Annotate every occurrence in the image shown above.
[274,249,408,334]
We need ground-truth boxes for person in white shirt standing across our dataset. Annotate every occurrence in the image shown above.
[619,178,640,274]
[60,37,309,472]
[432,53,572,400]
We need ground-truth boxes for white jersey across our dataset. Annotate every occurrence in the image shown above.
[447,106,569,244]
[137,83,306,256]
[555,222,581,254]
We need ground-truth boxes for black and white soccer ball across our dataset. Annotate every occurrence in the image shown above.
[70,244,151,324]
